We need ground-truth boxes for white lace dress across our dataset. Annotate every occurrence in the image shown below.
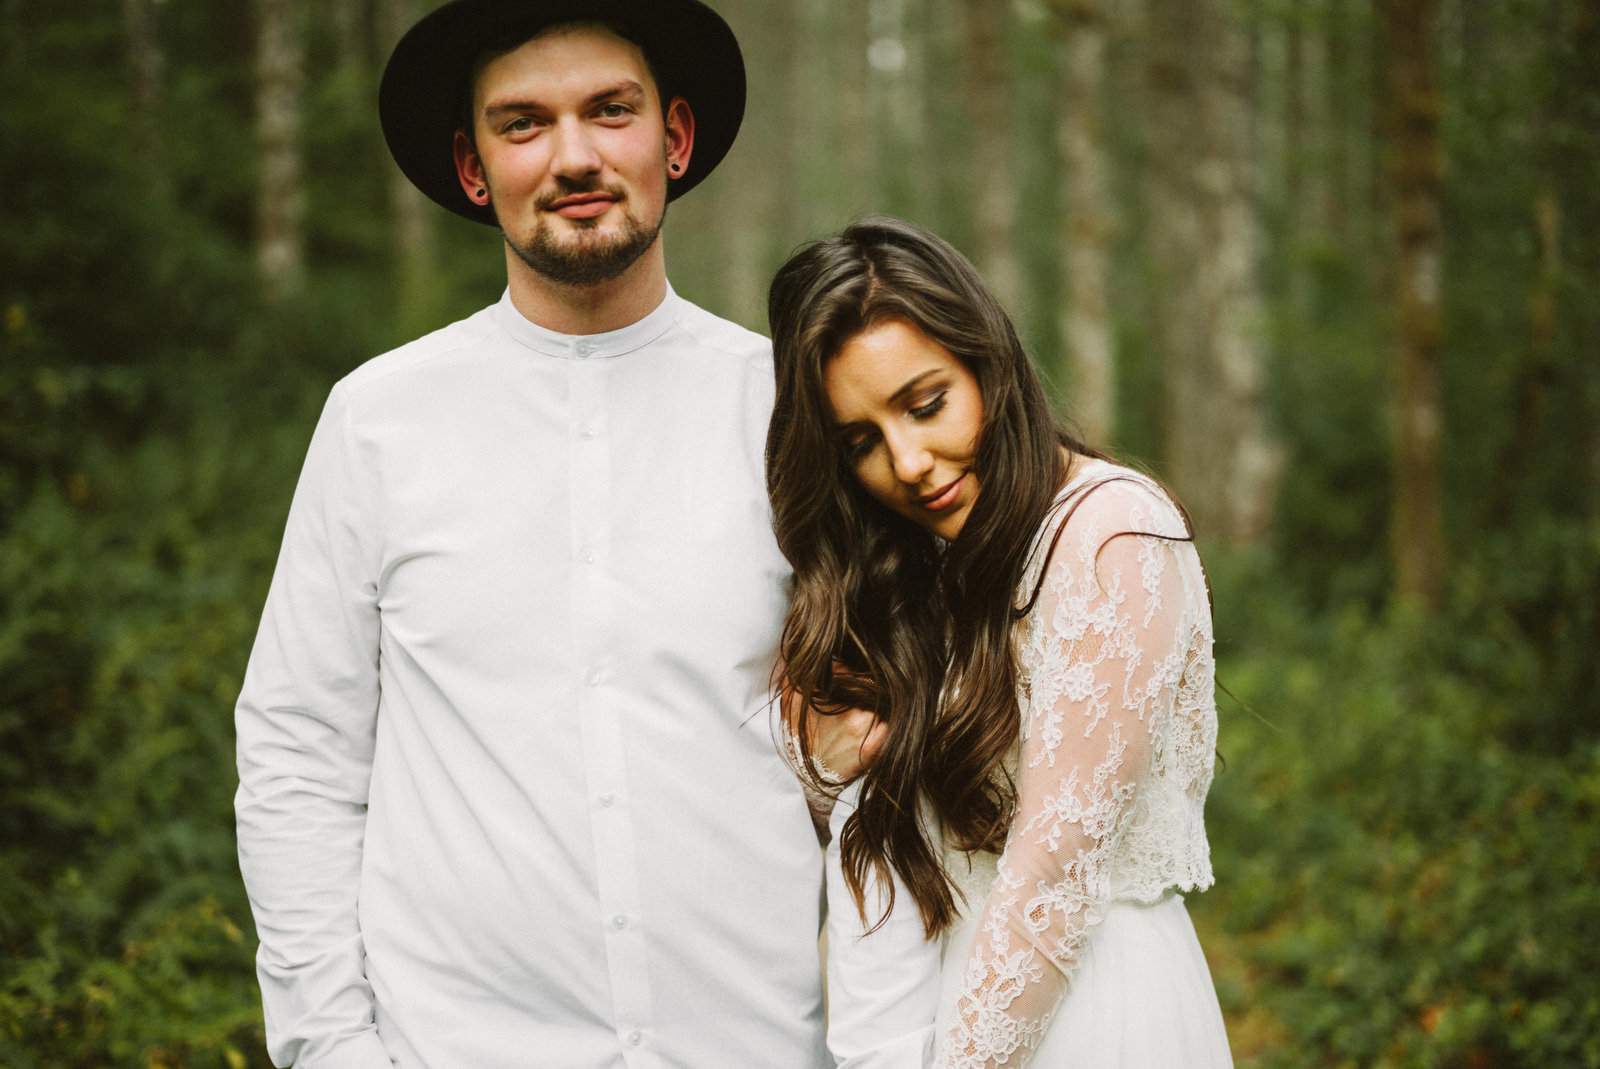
[825,461,1233,1069]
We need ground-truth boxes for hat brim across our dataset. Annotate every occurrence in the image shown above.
[379,0,745,226]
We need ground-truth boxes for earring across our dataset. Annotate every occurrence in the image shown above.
[670,163,682,174]
[475,188,487,200]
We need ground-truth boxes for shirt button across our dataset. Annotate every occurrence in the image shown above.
[580,427,596,440]
[611,914,628,930]
[576,341,593,356]
[626,1030,642,1046]
[586,668,602,687]
[598,792,615,807]
[583,549,596,564]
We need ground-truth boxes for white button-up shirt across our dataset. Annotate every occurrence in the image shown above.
[235,289,827,1069]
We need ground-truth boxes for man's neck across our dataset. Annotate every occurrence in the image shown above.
[504,242,670,336]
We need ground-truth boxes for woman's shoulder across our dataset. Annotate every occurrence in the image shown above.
[1045,458,1190,542]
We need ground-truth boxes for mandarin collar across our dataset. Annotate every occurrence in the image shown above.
[494,285,681,360]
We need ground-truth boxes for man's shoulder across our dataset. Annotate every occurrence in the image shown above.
[668,295,772,368]
[336,302,502,396]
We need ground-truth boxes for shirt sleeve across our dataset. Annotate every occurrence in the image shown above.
[234,384,392,1069]
[825,780,943,1069]
[934,484,1198,1068]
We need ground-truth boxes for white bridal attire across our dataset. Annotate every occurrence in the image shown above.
[826,461,1234,1069]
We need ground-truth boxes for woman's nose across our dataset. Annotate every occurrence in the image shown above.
[886,431,934,486]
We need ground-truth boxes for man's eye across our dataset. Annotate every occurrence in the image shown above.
[598,103,630,119]
[909,393,947,420]
[506,116,536,133]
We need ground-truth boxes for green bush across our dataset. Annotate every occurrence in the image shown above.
[1195,552,1600,1068]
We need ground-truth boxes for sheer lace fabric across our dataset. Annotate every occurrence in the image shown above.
[934,468,1217,1069]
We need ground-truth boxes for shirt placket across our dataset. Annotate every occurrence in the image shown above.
[568,349,658,1066]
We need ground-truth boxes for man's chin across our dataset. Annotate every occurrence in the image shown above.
[507,218,661,288]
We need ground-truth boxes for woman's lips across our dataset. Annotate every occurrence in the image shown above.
[917,475,965,512]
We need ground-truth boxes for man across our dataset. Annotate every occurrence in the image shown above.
[233,3,828,1065]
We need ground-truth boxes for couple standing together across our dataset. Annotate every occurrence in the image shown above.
[233,1,1234,1066]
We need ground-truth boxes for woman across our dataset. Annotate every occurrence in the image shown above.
[767,218,1233,1068]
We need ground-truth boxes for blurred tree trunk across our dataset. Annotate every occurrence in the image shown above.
[1378,0,1445,608]
[255,0,306,301]
[790,0,838,238]
[123,0,168,200]
[1554,0,1600,516]
[965,0,1023,312]
[1285,3,1333,314]
[1051,0,1116,447]
[840,1,877,214]
[1323,0,1379,279]
[378,0,438,334]
[332,0,366,77]
[715,0,783,328]
[1145,0,1282,544]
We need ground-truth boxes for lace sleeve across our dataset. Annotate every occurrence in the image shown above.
[934,484,1198,1068]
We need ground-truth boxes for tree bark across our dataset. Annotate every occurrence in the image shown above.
[1378,0,1445,608]
[255,0,306,301]
[123,0,168,198]
[1145,0,1283,544]
[964,0,1023,313]
[378,0,438,334]
[1052,0,1117,447]
[713,0,783,329]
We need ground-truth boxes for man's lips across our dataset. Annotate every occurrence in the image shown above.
[916,475,965,512]
[546,192,618,219]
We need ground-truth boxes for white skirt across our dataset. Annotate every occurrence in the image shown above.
[936,892,1234,1068]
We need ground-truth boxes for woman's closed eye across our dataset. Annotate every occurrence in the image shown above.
[909,392,947,420]
[842,430,878,462]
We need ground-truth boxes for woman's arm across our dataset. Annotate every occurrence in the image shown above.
[826,781,943,1069]
[935,483,1200,1069]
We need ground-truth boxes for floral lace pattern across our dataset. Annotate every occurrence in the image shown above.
[935,468,1217,1068]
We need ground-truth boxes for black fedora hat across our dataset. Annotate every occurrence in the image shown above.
[379,0,745,226]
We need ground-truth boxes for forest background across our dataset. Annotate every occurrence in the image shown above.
[2,0,1597,1065]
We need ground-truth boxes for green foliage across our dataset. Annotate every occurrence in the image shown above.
[1194,551,1600,1068]
[0,368,316,1066]
[2,0,1596,1064]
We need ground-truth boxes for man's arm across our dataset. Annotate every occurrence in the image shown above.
[235,386,391,1069]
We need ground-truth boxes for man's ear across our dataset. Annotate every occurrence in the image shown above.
[664,96,695,179]
[453,129,490,205]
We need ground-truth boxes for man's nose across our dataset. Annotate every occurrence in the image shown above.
[549,118,603,179]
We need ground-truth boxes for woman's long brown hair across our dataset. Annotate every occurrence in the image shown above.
[766,217,1109,936]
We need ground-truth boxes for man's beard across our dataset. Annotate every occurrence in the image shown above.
[498,181,665,288]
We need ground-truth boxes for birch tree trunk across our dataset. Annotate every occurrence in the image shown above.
[255,0,306,301]
[965,0,1023,313]
[1378,0,1445,608]
[1145,0,1282,544]
[379,0,438,334]
[1052,0,1116,447]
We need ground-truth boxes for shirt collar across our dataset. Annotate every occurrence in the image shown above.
[494,285,682,360]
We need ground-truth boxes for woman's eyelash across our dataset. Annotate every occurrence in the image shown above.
[910,393,947,419]
[843,434,876,461]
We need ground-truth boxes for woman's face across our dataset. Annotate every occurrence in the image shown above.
[823,317,985,540]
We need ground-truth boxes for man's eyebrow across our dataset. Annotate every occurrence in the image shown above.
[482,80,648,119]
